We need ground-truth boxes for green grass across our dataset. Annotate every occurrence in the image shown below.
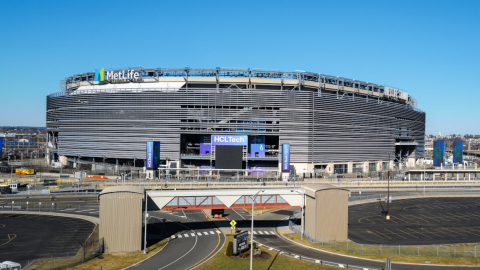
[283,233,480,265]
[196,235,342,270]
[27,225,168,270]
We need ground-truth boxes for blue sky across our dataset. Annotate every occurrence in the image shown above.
[0,0,479,135]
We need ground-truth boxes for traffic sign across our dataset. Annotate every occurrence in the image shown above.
[230,220,237,227]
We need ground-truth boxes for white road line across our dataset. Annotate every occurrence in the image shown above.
[171,235,176,239]
[338,264,344,268]
[263,231,270,234]
[216,230,221,234]
[191,233,195,237]
[209,231,215,234]
[197,232,203,236]
[232,208,246,220]
[294,255,299,258]
[315,260,320,263]
[258,231,264,234]
[203,231,209,235]
[177,234,182,238]
[253,231,257,234]
[270,231,275,234]
[184,234,189,237]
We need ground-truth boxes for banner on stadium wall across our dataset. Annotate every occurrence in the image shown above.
[249,136,265,157]
[0,138,2,157]
[247,164,265,175]
[433,140,445,166]
[211,135,248,146]
[200,135,211,156]
[282,144,290,172]
[146,141,160,169]
[453,141,463,164]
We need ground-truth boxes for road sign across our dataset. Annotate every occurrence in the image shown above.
[233,230,249,255]
[230,220,237,227]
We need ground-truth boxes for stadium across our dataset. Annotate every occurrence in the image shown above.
[46,67,425,178]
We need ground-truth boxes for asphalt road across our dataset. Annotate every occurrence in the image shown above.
[128,209,225,270]
[240,207,480,270]
[0,213,95,266]
[349,197,480,245]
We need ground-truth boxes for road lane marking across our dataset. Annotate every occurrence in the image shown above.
[184,234,189,237]
[209,231,214,234]
[203,232,208,235]
[197,232,202,236]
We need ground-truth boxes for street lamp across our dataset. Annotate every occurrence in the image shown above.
[250,189,264,270]
[387,152,392,220]
[291,190,305,240]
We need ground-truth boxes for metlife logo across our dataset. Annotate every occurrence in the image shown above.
[94,68,140,82]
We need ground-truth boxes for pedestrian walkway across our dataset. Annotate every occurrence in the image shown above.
[170,230,221,239]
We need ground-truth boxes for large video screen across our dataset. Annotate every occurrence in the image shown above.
[453,141,463,164]
[215,145,243,170]
[433,140,445,166]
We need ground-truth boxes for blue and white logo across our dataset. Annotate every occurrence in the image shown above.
[211,135,248,146]
[282,144,290,172]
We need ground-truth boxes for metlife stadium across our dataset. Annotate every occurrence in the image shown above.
[46,67,425,177]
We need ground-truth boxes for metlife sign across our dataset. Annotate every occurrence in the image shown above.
[95,68,140,82]
[211,135,248,146]
[282,144,290,172]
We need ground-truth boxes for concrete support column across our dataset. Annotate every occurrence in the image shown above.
[433,174,435,181]
[408,173,411,181]
[457,173,459,181]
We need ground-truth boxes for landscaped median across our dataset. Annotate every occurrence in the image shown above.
[282,233,480,266]
[195,235,342,270]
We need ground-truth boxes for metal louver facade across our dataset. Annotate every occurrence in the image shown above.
[47,67,425,164]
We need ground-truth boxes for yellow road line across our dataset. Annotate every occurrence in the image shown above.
[184,210,222,270]
[0,234,16,246]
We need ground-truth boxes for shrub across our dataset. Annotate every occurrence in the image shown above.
[226,241,234,256]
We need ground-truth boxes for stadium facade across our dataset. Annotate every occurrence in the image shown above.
[46,67,425,176]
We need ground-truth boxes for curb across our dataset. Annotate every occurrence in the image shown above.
[0,210,99,224]
[275,217,480,268]
[122,239,170,270]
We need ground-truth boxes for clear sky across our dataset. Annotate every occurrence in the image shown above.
[0,1,479,135]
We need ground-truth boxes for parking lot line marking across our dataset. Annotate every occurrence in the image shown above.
[203,232,208,235]
[370,229,391,240]
[209,231,215,234]
[390,215,410,223]
[442,227,468,236]
[191,233,195,237]
[197,232,202,236]
[184,234,189,237]
[396,228,418,238]
[457,227,480,237]
[406,228,431,238]
[384,229,406,239]
[431,228,456,237]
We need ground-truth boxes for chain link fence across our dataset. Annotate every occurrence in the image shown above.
[23,238,104,270]
[289,190,480,258]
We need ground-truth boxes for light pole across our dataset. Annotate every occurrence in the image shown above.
[387,152,391,219]
[250,189,264,270]
[144,190,148,254]
[291,190,305,240]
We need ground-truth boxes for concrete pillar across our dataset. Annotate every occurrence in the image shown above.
[408,173,411,181]
[433,174,435,181]
[457,173,459,181]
